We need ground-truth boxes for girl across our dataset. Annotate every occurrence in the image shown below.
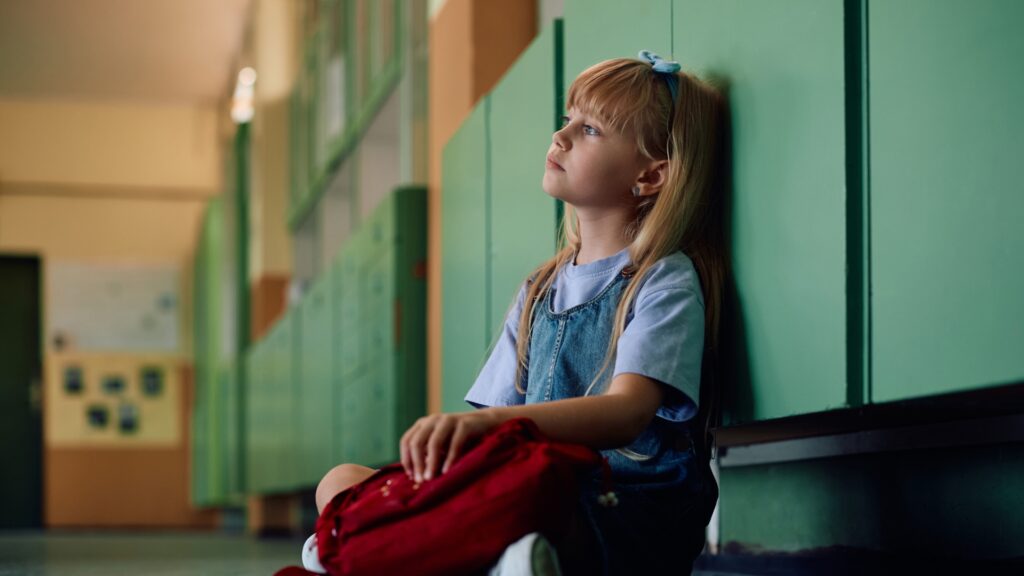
[311,51,727,576]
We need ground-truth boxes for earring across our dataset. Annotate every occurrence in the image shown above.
[632,186,641,197]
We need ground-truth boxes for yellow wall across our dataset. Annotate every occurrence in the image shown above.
[0,98,219,192]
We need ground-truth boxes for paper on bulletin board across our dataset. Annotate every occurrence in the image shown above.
[48,261,179,352]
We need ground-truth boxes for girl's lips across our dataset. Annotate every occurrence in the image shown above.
[546,156,564,171]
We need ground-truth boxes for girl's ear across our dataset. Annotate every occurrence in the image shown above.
[633,160,669,197]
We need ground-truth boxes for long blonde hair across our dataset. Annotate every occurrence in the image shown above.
[514,57,728,440]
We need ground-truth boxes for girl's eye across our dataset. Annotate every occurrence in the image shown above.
[558,115,600,136]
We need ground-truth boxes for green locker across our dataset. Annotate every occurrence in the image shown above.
[263,312,299,493]
[329,253,347,465]
[441,100,490,413]
[868,0,1024,403]
[563,0,671,88]
[192,197,226,506]
[487,21,562,341]
[334,187,426,469]
[219,363,240,501]
[298,273,336,487]
[362,244,396,464]
[245,338,266,494]
[674,0,850,422]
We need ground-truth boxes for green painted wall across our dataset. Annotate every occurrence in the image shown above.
[674,0,851,422]
[868,0,1024,403]
[440,21,563,414]
[441,100,490,414]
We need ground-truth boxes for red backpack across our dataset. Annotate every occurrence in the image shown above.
[275,418,605,576]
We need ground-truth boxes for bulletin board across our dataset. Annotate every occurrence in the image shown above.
[46,353,181,448]
[48,261,180,352]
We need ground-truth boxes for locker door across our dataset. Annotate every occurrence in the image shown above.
[488,21,562,343]
[869,0,1024,402]
[441,100,490,413]
[245,341,265,494]
[674,0,850,421]
[329,255,346,464]
[299,276,335,486]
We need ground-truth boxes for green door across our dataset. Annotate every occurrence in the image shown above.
[0,256,42,528]
[674,0,850,421]
[868,0,1024,402]
[441,100,490,413]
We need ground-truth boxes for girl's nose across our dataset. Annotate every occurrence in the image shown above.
[552,127,570,151]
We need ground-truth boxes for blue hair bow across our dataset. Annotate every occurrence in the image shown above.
[638,50,680,103]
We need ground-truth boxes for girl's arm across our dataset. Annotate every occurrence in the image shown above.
[399,373,664,483]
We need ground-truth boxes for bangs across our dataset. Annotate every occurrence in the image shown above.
[565,58,671,156]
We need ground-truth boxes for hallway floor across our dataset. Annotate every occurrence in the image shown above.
[0,531,301,576]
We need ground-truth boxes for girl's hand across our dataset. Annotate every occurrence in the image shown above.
[399,410,504,483]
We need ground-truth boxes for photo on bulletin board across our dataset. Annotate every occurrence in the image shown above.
[118,403,139,434]
[64,366,84,395]
[102,375,126,395]
[86,404,109,429]
[140,366,164,398]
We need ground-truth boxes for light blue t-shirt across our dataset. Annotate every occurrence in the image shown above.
[464,248,705,422]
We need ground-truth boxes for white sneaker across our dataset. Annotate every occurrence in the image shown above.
[301,533,328,574]
[488,532,562,576]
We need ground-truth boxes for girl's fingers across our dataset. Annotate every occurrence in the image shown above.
[408,419,431,483]
[442,421,468,475]
[423,416,453,481]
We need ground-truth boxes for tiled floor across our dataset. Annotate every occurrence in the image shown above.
[0,531,302,576]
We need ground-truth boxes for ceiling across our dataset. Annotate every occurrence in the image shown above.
[0,0,253,104]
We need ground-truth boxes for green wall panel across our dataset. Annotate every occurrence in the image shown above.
[563,0,671,89]
[674,0,850,422]
[441,101,490,414]
[869,0,1024,403]
[488,21,561,341]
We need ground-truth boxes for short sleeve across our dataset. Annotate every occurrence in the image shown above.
[614,287,704,423]
[463,284,528,409]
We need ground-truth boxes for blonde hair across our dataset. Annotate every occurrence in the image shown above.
[514,57,728,450]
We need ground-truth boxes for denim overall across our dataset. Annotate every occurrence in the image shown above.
[524,269,714,575]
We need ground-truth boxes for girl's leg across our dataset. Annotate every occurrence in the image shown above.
[315,463,377,513]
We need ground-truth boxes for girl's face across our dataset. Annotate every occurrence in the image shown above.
[542,107,646,209]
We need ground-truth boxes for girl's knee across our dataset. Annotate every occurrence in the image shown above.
[315,463,376,512]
